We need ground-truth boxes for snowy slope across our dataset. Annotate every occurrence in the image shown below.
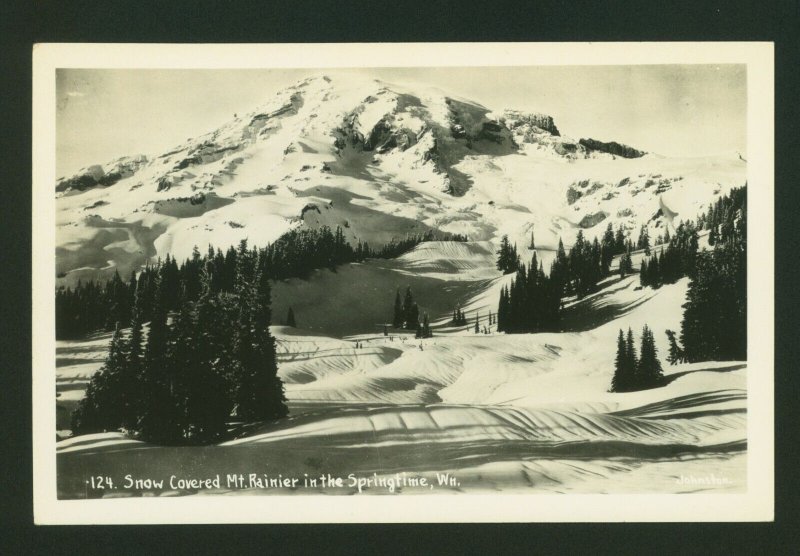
[55,73,745,286]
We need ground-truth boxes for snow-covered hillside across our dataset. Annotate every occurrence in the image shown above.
[55,73,745,285]
[56,273,747,496]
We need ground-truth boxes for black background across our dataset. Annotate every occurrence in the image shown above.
[1,0,798,553]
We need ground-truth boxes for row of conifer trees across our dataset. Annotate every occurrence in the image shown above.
[613,185,747,390]
[392,287,433,338]
[495,222,638,333]
[71,239,287,444]
[56,226,466,340]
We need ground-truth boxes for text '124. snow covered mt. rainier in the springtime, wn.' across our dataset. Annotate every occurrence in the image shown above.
[54,72,748,497]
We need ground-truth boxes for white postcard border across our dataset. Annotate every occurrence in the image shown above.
[32,41,774,524]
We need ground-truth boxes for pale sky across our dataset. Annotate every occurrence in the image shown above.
[56,65,746,177]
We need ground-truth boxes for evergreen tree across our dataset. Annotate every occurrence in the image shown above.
[393,289,404,328]
[639,258,649,287]
[601,223,615,275]
[496,235,519,274]
[408,302,420,330]
[71,323,129,434]
[497,286,509,332]
[121,286,146,430]
[528,227,535,250]
[235,259,288,423]
[474,313,480,333]
[402,287,415,329]
[614,225,626,253]
[182,263,233,443]
[286,307,296,327]
[665,329,683,365]
[610,329,629,392]
[137,266,182,443]
[637,225,651,255]
[105,270,130,330]
[625,328,638,388]
[637,325,664,388]
[680,186,746,362]
[618,244,634,278]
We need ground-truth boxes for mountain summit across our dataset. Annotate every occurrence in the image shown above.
[55,74,745,284]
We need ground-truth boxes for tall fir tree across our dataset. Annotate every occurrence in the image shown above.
[138,266,183,443]
[665,329,683,365]
[610,329,629,392]
[402,287,415,329]
[393,288,404,328]
[637,325,664,388]
[625,328,638,388]
[71,323,129,434]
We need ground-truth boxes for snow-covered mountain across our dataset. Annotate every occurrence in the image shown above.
[55,73,745,284]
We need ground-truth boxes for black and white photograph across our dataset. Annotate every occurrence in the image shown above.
[32,42,774,523]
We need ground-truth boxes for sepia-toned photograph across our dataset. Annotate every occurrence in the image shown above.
[32,42,774,523]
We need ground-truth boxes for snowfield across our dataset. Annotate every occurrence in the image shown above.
[56,246,746,496]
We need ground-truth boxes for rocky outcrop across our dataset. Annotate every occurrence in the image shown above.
[56,155,148,192]
[477,120,508,144]
[173,141,242,171]
[151,192,234,218]
[333,113,367,153]
[578,211,609,228]
[554,142,578,155]
[567,186,582,205]
[579,138,645,158]
[501,110,560,137]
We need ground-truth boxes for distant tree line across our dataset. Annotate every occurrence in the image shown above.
[56,225,466,340]
[72,239,287,444]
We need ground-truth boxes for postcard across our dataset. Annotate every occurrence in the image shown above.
[32,42,774,523]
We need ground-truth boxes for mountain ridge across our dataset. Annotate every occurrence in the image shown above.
[55,73,745,286]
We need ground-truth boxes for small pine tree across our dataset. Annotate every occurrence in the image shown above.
[286,307,296,327]
[625,328,638,388]
[611,329,628,392]
[665,329,683,365]
[474,313,480,333]
[640,258,649,287]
